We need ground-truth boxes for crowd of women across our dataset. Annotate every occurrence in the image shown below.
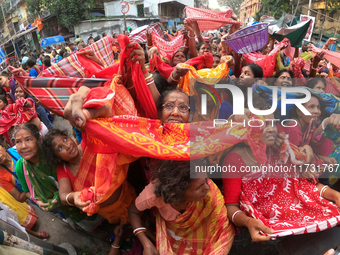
[3,6,340,255]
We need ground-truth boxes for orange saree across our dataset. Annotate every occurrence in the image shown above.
[156,180,234,255]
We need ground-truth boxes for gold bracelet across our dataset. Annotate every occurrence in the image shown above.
[66,192,74,206]
[321,186,329,197]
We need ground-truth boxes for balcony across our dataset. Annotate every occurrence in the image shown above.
[5,0,23,13]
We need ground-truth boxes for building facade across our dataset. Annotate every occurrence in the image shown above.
[75,0,195,39]
[298,0,340,47]
[239,0,260,25]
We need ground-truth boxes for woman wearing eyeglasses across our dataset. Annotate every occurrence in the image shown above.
[157,88,190,124]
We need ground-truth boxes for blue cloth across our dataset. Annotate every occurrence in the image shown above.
[191,98,233,120]
[284,56,290,66]
[28,68,38,77]
[228,68,234,76]
[73,126,83,144]
[40,36,65,48]
[218,100,233,120]
[6,147,22,192]
[36,105,54,130]
[55,55,62,63]
[253,84,340,119]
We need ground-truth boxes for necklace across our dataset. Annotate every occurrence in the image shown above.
[244,146,257,163]
[68,150,82,172]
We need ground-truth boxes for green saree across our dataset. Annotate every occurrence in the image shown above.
[16,154,103,232]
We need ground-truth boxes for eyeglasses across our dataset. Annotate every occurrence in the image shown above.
[163,102,190,113]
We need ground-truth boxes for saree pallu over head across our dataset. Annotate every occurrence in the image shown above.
[149,52,214,81]
[151,32,184,58]
[243,38,291,77]
[184,7,241,31]
[82,89,278,164]
[156,180,234,255]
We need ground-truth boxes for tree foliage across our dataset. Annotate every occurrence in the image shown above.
[253,0,290,21]
[26,0,44,19]
[25,0,95,30]
[326,0,340,12]
[217,0,241,15]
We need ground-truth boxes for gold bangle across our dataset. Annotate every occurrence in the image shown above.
[66,192,74,206]
[322,187,329,197]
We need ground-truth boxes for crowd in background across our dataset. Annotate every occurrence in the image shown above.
[2,8,340,255]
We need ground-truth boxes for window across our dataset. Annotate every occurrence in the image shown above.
[137,4,144,18]
[328,11,334,22]
[319,9,325,21]
[310,9,317,18]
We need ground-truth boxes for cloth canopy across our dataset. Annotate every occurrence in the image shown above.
[312,44,340,69]
[10,36,115,115]
[41,35,65,48]
[184,7,241,31]
[152,32,184,58]
[129,24,162,43]
[270,20,311,48]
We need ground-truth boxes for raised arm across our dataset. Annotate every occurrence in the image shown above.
[184,19,198,58]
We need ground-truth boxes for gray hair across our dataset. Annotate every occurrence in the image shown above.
[12,123,40,142]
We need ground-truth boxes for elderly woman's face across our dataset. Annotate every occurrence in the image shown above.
[15,129,39,162]
[296,96,321,124]
[184,178,210,202]
[198,44,211,56]
[313,80,326,93]
[161,92,190,124]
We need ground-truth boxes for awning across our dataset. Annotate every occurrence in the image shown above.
[41,35,65,48]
